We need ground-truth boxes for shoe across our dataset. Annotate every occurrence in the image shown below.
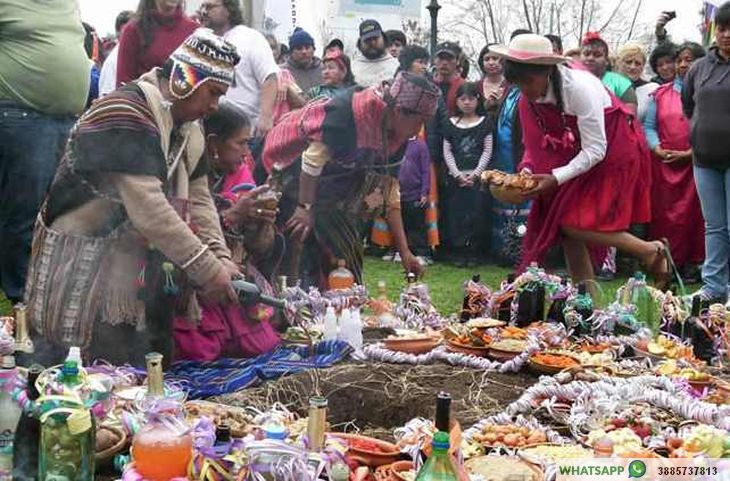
[417,256,428,267]
[381,251,396,261]
[392,252,402,263]
[685,289,726,307]
[422,256,434,265]
[596,268,615,282]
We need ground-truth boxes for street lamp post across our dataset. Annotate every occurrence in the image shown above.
[427,0,441,58]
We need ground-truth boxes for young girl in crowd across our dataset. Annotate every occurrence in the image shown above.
[442,82,494,267]
[398,137,432,264]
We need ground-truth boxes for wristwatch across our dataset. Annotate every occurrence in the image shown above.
[298,202,314,211]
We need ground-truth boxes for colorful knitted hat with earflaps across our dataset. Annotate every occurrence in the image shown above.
[168,28,240,100]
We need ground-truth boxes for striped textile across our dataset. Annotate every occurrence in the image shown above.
[168,340,353,398]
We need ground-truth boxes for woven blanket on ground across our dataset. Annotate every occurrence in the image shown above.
[168,340,353,398]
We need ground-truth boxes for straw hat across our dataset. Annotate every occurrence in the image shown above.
[489,34,568,65]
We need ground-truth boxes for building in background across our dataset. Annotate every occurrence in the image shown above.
[262,0,426,55]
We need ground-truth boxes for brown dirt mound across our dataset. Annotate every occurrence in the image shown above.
[215,362,538,440]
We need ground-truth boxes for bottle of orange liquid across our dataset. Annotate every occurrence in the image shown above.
[328,259,354,290]
[131,353,192,481]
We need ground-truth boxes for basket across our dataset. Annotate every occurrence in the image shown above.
[95,425,128,467]
[489,184,528,205]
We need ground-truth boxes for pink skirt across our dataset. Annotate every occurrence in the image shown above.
[174,299,280,362]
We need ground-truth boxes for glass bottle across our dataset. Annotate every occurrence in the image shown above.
[435,392,451,433]
[39,352,95,481]
[0,356,22,481]
[13,304,34,364]
[12,364,43,481]
[328,260,355,290]
[573,283,594,336]
[306,396,327,452]
[621,272,660,335]
[377,280,388,301]
[460,274,482,321]
[516,281,545,327]
[232,279,286,309]
[546,277,569,325]
[415,432,459,481]
[495,274,516,322]
[131,353,192,481]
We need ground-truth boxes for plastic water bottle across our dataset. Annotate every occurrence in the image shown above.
[350,310,364,351]
[323,307,338,341]
[66,346,82,368]
[338,309,352,345]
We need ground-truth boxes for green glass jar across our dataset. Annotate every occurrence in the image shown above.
[39,405,95,481]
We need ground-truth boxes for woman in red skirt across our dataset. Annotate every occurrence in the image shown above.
[490,34,670,287]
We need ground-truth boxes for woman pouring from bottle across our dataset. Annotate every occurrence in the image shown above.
[488,34,671,288]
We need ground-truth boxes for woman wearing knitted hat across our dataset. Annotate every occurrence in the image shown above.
[25,29,242,367]
[263,72,441,288]
[489,34,671,290]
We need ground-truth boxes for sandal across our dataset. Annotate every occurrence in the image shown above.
[648,238,685,294]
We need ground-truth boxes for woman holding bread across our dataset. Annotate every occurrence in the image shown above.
[488,34,671,288]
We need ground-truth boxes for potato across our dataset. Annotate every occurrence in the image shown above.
[503,433,519,447]
[527,431,547,444]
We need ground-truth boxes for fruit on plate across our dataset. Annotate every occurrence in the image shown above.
[682,424,730,458]
[471,423,547,448]
[500,326,528,340]
[644,335,695,361]
[587,428,643,456]
[678,368,710,382]
[530,353,580,369]
[601,417,653,440]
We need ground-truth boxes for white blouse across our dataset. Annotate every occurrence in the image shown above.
[536,66,612,185]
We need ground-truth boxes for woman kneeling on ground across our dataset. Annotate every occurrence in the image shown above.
[489,34,671,289]
[174,102,281,361]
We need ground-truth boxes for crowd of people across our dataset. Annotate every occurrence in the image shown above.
[2,0,730,366]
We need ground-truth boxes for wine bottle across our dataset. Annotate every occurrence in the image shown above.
[12,364,43,481]
[546,277,569,325]
[435,392,451,432]
[516,281,545,327]
[232,279,286,309]
[689,297,715,362]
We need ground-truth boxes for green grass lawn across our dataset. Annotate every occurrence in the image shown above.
[0,293,10,316]
[0,258,693,318]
